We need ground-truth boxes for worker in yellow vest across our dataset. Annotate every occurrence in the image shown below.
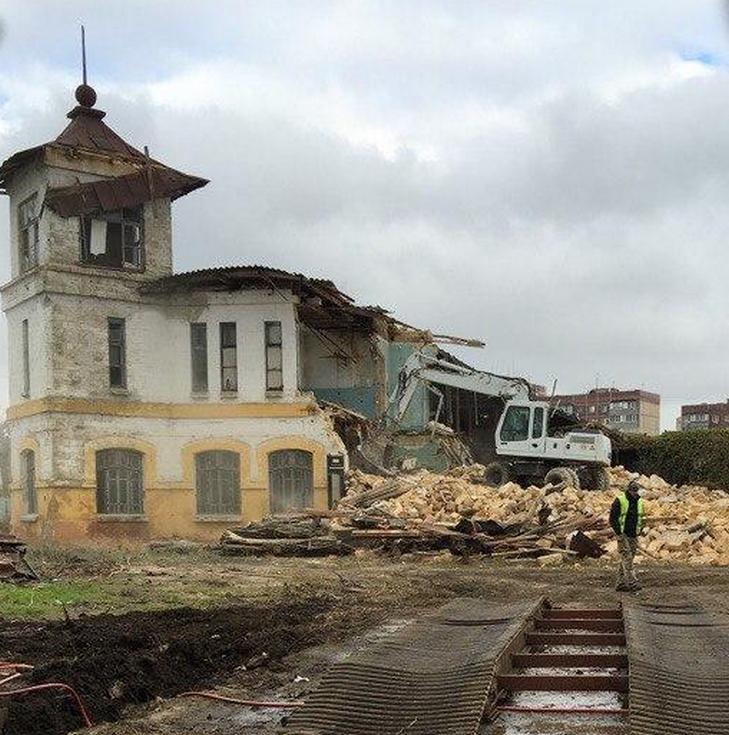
[609,479,645,592]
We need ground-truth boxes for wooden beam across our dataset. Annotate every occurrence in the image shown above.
[511,653,628,668]
[526,632,626,646]
[497,674,629,692]
[534,618,624,632]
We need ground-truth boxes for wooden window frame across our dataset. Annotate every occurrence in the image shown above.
[195,450,241,516]
[18,193,39,273]
[96,448,144,516]
[21,449,36,515]
[268,449,314,514]
[265,321,283,392]
[190,323,208,393]
[108,317,127,389]
[21,319,30,398]
[80,206,145,271]
[219,322,238,393]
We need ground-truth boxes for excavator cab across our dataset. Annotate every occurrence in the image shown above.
[495,398,612,470]
[496,401,548,458]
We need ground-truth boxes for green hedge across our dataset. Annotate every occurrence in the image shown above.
[613,430,729,489]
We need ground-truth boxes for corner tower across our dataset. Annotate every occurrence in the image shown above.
[0,83,207,280]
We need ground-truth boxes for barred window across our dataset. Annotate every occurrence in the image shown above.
[195,451,240,515]
[21,449,36,515]
[96,449,144,515]
[268,449,313,513]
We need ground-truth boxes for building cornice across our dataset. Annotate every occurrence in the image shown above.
[6,397,317,421]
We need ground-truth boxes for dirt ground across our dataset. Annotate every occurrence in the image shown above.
[1,547,728,735]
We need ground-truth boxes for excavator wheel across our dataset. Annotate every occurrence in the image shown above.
[544,466,581,490]
[484,461,512,488]
[588,466,611,492]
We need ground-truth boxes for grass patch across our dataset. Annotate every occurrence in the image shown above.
[0,580,124,619]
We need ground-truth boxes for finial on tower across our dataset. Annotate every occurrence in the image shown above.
[75,25,97,108]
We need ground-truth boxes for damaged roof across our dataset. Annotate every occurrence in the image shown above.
[0,85,207,206]
[142,265,391,331]
[45,166,207,217]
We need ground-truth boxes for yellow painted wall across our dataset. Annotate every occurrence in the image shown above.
[10,433,332,545]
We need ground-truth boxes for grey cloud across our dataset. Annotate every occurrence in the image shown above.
[3,2,729,428]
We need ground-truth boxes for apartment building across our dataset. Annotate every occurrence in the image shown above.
[553,388,660,436]
[680,400,729,431]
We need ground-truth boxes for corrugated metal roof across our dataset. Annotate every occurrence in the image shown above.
[45,166,208,217]
[141,265,389,331]
[0,98,204,198]
[54,106,148,162]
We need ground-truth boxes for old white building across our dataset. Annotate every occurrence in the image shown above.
[0,82,349,543]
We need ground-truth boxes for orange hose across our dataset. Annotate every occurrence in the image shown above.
[0,683,93,728]
[0,673,21,687]
[0,662,33,670]
[179,691,304,708]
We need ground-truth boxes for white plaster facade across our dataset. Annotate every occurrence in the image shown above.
[0,89,345,543]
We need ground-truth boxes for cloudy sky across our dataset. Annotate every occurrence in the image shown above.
[2,1,729,429]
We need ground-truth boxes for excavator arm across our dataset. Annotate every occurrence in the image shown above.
[389,350,532,424]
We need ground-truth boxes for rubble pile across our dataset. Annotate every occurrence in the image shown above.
[219,465,729,565]
[346,465,729,565]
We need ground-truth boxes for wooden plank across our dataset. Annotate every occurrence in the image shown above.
[544,608,622,619]
[535,618,624,632]
[498,705,629,715]
[511,652,628,668]
[498,674,629,692]
[526,632,626,646]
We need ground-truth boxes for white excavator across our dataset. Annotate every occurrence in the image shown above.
[389,350,612,491]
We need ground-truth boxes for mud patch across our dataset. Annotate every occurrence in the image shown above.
[0,595,335,735]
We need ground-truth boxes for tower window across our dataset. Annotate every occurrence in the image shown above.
[18,194,39,272]
[81,207,143,269]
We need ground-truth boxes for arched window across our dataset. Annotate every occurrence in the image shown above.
[96,449,144,515]
[21,449,36,515]
[195,451,240,515]
[268,449,313,513]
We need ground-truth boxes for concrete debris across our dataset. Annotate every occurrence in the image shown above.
[345,465,729,565]
[218,466,729,563]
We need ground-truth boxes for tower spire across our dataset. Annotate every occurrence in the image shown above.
[74,24,97,109]
[81,25,87,85]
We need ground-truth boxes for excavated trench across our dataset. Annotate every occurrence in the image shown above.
[0,596,338,735]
